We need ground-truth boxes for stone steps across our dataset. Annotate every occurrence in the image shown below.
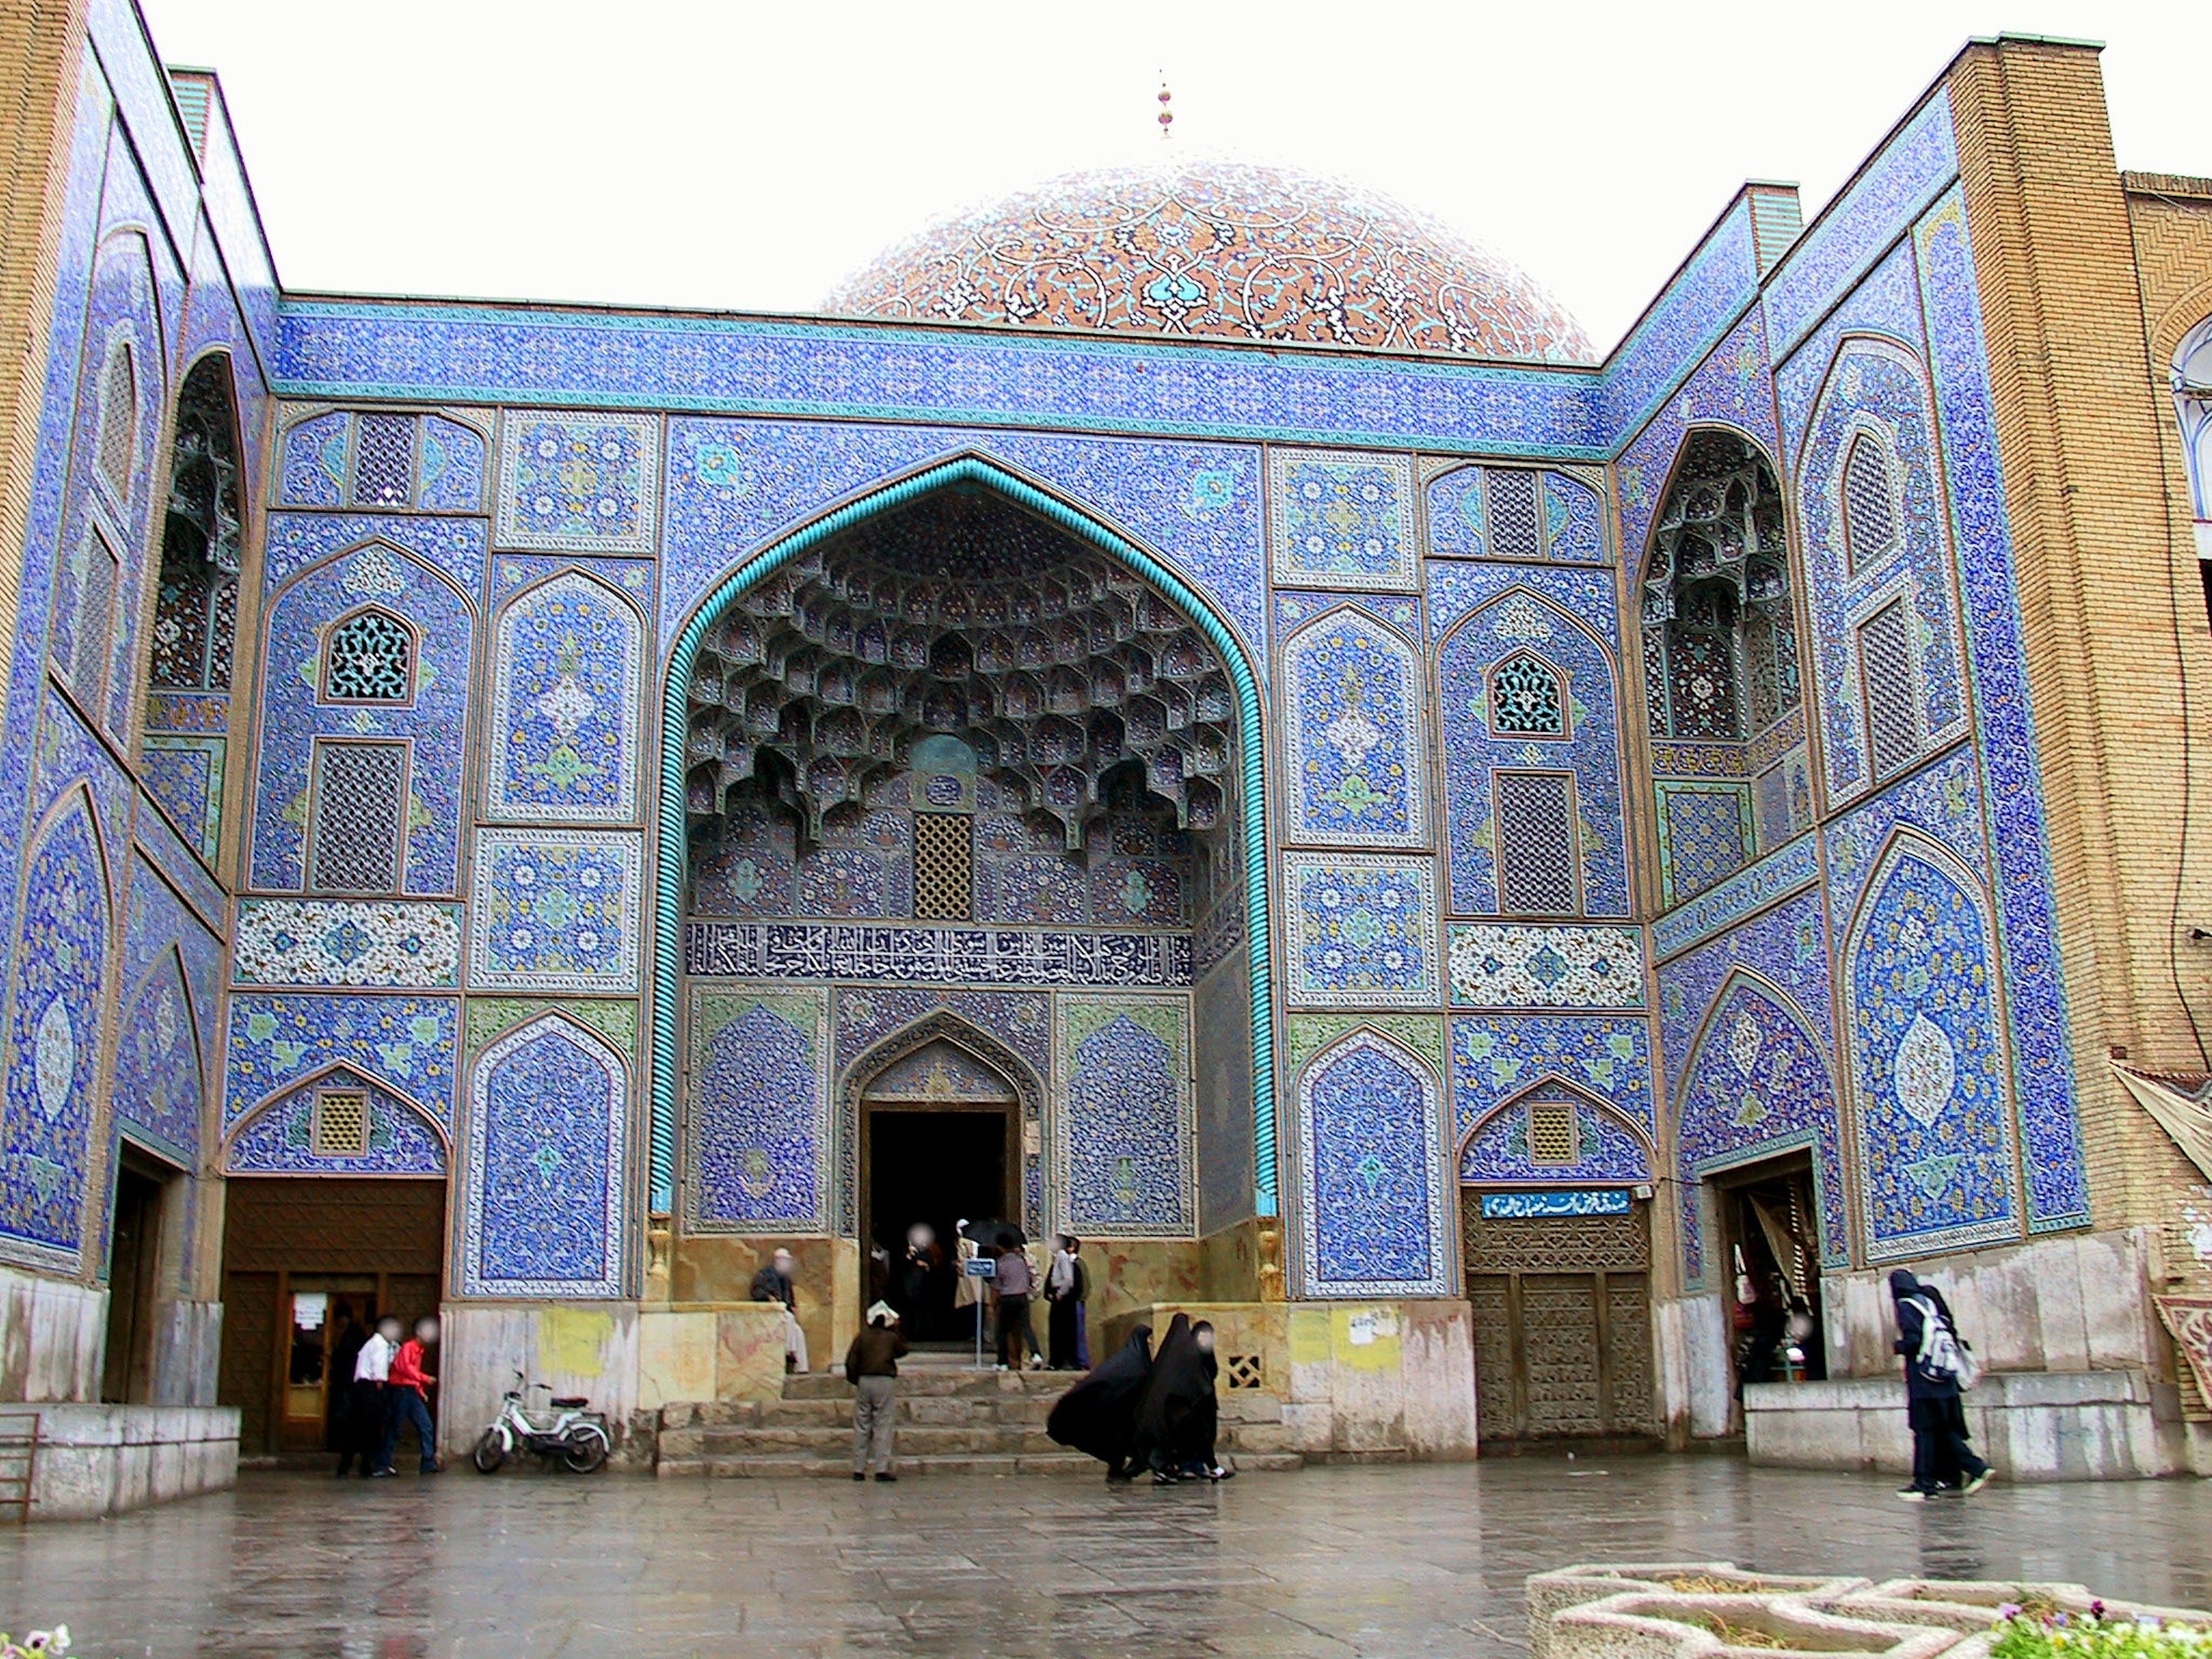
[653,1359,1300,1477]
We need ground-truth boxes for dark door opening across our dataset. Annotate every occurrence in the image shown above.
[101,1152,171,1404]
[1716,1154,1825,1412]
[863,1107,1013,1343]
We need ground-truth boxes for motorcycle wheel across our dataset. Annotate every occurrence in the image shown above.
[560,1426,609,1474]
[471,1429,508,1474]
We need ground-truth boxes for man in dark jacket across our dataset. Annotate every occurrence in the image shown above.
[844,1310,909,1482]
[751,1247,809,1374]
[1891,1268,1993,1500]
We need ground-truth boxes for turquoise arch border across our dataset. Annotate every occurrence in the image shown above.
[651,456,1278,1219]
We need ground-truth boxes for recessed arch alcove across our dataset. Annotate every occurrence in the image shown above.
[655,456,1275,1320]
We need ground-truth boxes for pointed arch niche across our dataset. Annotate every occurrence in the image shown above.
[1279,603,1427,847]
[659,458,1275,1240]
[1294,1026,1449,1297]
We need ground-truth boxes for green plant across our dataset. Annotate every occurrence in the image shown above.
[1990,1604,2210,1659]
[0,1627,69,1657]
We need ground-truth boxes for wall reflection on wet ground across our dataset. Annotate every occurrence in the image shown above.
[9,1457,2212,1657]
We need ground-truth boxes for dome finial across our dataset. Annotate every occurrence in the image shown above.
[1156,78,1173,141]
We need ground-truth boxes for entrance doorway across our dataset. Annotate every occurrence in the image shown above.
[101,1149,176,1404]
[1714,1154,1825,1405]
[863,1107,1013,1340]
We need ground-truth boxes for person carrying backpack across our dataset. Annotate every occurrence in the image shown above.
[1890,1268,1993,1500]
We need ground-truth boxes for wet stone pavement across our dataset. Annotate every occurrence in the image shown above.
[11,1456,2212,1657]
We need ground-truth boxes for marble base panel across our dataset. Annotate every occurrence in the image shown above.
[0,1404,238,1521]
[635,1302,787,1410]
[438,1301,643,1461]
[0,1266,107,1403]
[1744,1370,2189,1482]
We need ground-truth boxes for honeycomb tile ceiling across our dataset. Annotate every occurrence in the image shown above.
[685,487,1235,847]
[825,156,1592,364]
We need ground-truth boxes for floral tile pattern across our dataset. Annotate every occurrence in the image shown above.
[1296,1028,1449,1296]
[684,987,829,1233]
[1281,607,1426,847]
[1058,994,1194,1237]
[234,899,463,988]
[1448,923,1645,1009]
[486,570,643,823]
[1282,851,1437,1008]
[495,410,660,554]
[468,828,642,993]
[1268,449,1418,591]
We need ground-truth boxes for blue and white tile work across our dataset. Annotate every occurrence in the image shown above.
[684,987,830,1233]
[1057,995,1194,1237]
[468,829,642,993]
[1280,607,1426,847]
[228,1066,449,1177]
[486,571,645,823]
[224,994,459,1134]
[1296,1028,1450,1297]
[1459,1097,1653,1184]
[1447,923,1645,1009]
[1268,449,1418,591]
[495,411,660,554]
[1281,852,1438,1008]
[463,1015,628,1296]
[1449,1015,1656,1143]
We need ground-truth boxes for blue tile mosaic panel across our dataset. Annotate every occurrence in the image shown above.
[262,509,485,593]
[233,899,463,988]
[1658,888,1832,1096]
[120,852,224,1093]
[1845,837,2020,1258]
[1446,923,1645,1009]
[463,1015,628,1296]
[684,987,829,1233]
[1448,1014,1654,1140]
[1281,607,1426,847]
[249,539,473,895]
[139,737,224,861]
[1794,336,1969,804]
[1431,568,1628,918]
[1912,186,2086,1233]
[227,1066,449,1177]
[1296,1028,1449,1296]
[486,570,643,823]
[1675,971,1850,1282]
[111,952,205,1166]
[1281,851,1437,1007]
[1268,449,1418,590]
[1459,1097,1652,1184]
[0,801,109,1267]
[1599,198,1762,441]
[495,410,660,554]
[468,828,642,993]
[1425,467,1611,563]
[276,410,347,507]
[419,415,489,513]
[1057,994,1193,1237]
[224,993,458,1130]
[1656,782,1754,908]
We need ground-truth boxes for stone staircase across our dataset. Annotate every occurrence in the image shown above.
[652,1351,1302,1478]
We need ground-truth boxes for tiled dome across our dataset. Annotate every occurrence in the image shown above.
[824,157,1592,363]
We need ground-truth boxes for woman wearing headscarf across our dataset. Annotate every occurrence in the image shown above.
[1130,1313,1232,1484]
[1891,1268,1993,1500]
[1046,1323,1153,1482]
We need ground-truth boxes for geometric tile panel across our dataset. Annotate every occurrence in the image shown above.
[234,899,463,988]
[1281,608,1427,847]
[139,736,225,862]
[1057,993,1194,1237]
[1844,836,2019,1259]
[463,1015,628,1297]
[494,410,660,554]
[111,953,206,1166]
[1268,448,1417,591]
[1282,851,1438,1008]
[1296,1028,1449,1296]
[1656,782,1753,910]
[486,571,643,823]
[1447,923,1645,1009]
[468,828,642,993]
[684,987,830,1233]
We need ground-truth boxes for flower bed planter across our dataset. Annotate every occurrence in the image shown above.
[1527,1566,1868,1659]
[1551,1593,1964,1659]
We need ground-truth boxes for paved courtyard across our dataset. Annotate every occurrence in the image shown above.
[9,1457,2212,1657]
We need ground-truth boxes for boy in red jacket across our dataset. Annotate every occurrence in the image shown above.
[373,1316,441,1476]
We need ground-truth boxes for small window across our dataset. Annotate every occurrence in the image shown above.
[96,342,137,502]
[1842,431,1898,569]
[309,740,408,894]
[67,526,120,711]
[1487,469,1542,558]
[912,812,972,921]
[1489,653,1565,737]
[313,1089,371,1156]
[1224,1354,1265,1391]
[1528,1101,1580,1165]
[1858,598,1921,780]
[323,608,414,703]
[1493,770,1578,915]
[351,412,416,508]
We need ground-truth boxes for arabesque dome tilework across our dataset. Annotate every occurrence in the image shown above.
[824,158,1594,363]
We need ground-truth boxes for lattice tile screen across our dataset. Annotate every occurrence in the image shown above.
[1843,433,1897,566]
[1224,1353,1266,1391]
[1528,1100,1579,1164]
[324,609,414,702]
[351,412,416,508]
[1487,468,1542,558]
[313,1089,370,1156]
[912,812,972,921]
[97,344,136,499]
[1858,599,1920,781]
[310,741,407,894]
[1490,655,1563,736]
[1493,770,1578,915]
[71,528,118,710]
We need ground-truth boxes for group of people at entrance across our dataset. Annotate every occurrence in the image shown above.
[328,1307,442,1477]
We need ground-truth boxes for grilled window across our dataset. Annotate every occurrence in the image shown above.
[913,812,972,921]
[1490,653,1565,737]
[1493,770,1578,915]
[96,342,137,501]
[1842,432,1898,569]
[68,527,120,711]
[309,741,407,893]
[1487,468,1542,558]
[313,1089,371,1156]
[324,608,414,703]
[1528,1100,1579,1165]
[1858,599,1921,781]
[351,412,416,508]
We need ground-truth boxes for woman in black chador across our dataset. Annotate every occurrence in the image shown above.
[1891,1268,1993,1501]
[1046,1324,1152,1482]
[1130,1313,1233,1484]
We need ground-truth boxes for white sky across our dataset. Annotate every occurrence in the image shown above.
[142,0,2210,355]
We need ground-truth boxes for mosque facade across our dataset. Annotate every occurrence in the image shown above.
[5,5,2212,1503]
